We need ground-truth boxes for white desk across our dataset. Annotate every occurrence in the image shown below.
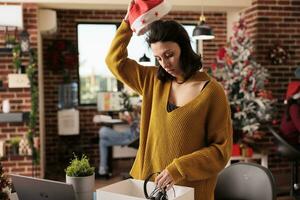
[227,153,268,168]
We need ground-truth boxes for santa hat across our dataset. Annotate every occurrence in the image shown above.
[286,81,300,100]
[128,0,172,35]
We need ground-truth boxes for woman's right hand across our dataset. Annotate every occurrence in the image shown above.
[124,0,135,23]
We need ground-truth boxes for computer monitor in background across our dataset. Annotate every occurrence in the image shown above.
[97,91,123,112]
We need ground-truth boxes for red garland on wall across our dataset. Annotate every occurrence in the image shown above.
[46,40,78,70]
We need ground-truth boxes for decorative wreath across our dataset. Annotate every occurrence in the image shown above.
[46,40,78,70]
[269,45,289,65]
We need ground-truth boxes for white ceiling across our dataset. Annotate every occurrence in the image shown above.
[1,0,252,12]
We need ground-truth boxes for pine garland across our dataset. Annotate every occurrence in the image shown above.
[12,42,39,165]
[26,48,39,165]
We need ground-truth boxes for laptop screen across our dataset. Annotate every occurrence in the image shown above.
[11,174,76,200]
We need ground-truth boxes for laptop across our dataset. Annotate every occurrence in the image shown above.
[11,174,76,200]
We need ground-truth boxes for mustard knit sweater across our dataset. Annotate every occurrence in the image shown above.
[105,21,233,200]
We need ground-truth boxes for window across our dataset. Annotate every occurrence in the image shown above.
[77,23,118,105]
[77,22,197,105]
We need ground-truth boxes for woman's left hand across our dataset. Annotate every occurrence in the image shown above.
[155,169,174,191]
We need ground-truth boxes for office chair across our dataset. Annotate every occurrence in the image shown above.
[267,125,300,199]
[215,162,276,200]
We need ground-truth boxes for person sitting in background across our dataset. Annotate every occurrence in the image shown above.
[98,105,140,177]
[280,67,300,145]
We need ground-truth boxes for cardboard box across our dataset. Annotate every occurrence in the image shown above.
[97,179,194,200]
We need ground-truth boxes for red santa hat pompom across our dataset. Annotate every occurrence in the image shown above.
[128,0,172,35]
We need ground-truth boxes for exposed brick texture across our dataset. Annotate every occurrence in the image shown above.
[0,4,40,177]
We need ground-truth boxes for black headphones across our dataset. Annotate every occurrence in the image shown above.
[143,172,168,200]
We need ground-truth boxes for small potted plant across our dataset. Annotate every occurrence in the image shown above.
[65,153,95,200]
[9,137,20,155]
[5,35,16,49]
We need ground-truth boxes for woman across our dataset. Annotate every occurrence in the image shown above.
[105,3,233,200]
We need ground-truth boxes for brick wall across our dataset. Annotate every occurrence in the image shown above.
[1,1,297,184]
[43,9,227,178]
[0,4,40,176]
[244,0,300,176]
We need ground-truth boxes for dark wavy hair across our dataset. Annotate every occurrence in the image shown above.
[146,20,202,83]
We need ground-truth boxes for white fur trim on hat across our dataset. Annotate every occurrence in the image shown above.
[131,0,172,35]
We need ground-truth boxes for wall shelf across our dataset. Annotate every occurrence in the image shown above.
[0,48,12,55]
[0,112,29,123]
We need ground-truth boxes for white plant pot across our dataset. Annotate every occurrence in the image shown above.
[66,173,95,200]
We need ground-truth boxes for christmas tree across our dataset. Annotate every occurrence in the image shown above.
[0,162,11,200]
[211,16,276,144]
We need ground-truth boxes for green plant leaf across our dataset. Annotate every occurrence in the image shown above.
[65,153,95,177]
